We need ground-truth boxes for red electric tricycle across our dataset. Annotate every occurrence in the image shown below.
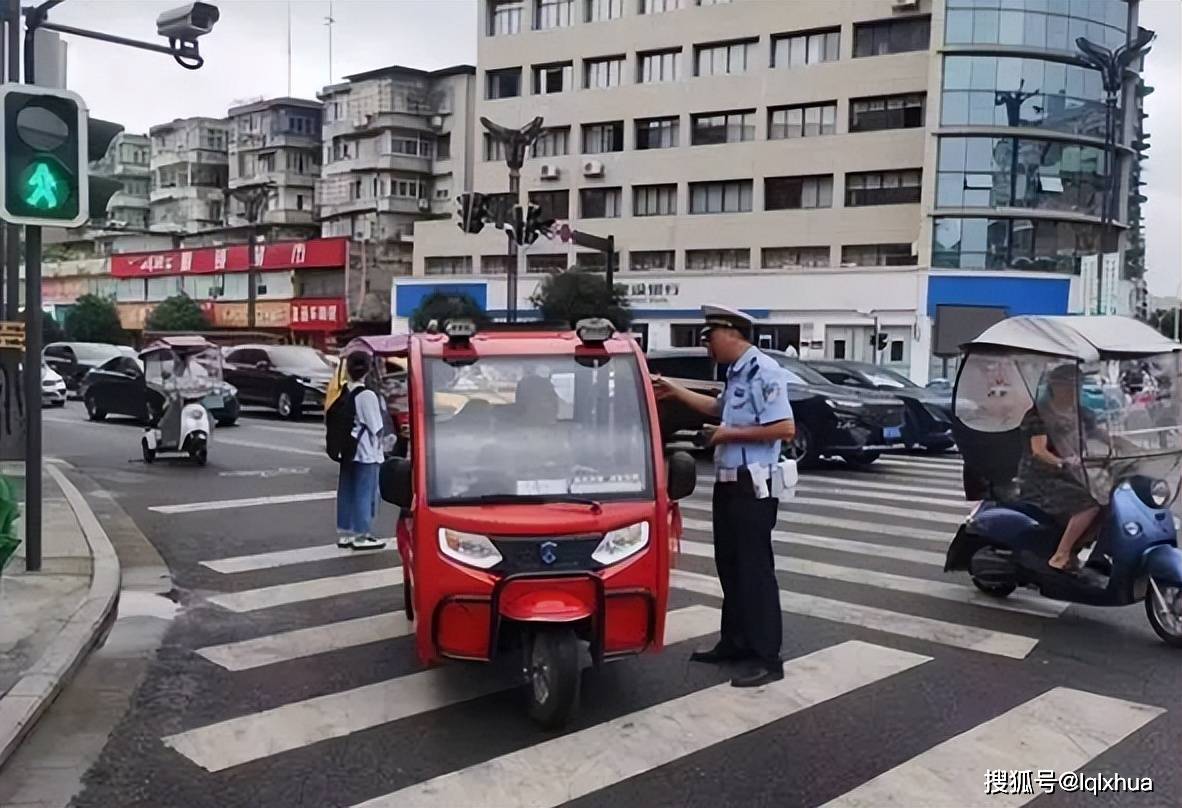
[378,318,696,728]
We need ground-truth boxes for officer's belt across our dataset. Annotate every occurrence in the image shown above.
[716,465,771,483]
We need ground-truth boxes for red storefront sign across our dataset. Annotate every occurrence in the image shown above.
[290,298,347,331]
[110,237,349,278]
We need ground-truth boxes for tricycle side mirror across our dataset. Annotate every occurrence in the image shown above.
[666,450,696,501]
[379,457,413,508]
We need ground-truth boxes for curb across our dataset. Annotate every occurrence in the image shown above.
[0,463,122,769]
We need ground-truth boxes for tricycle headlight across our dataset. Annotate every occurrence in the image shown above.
[826,398,864,409]
[592,521,649,566]
[438,528,501,569]
[1151,479,1171,508]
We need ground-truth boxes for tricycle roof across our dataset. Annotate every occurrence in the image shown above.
[342,333,410,358]
[965,315,1179,362]
[417,328,637,358]
[140,335,218,355]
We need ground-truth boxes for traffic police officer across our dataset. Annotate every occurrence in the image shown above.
[653,305,795,687]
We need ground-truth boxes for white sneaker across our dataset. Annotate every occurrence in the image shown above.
[337,536,354,549]
[351,535,386,551]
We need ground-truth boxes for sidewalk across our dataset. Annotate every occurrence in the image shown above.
[0,462,121,770]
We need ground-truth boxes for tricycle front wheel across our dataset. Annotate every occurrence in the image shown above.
[526,627,581,729]
[1145,579,1182,647]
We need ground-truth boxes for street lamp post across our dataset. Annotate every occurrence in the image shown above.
[994,82,1039,270]
[1075,30,1155,312]
[225,182,275,328]
[480,116,544,323]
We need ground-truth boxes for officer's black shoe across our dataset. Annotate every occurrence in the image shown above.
[730,663,784,688]
[689,644,750,664]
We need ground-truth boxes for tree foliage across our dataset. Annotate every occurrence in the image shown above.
[528,269,632,331]
[1149,308,1179,341]
[42,314,65,345]
[408,292,490,332]
[145,294,210,332]
[64,295,124,344]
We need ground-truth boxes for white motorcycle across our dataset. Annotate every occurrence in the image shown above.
[140,336,222,466]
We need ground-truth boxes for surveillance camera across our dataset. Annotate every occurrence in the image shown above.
[156,2,220,41]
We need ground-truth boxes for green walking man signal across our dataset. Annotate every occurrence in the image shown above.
[0,84,90,228]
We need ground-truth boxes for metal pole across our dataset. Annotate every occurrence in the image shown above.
[507,168,521,324]
[6,0,20,321]
[605,234,614,294]
[247,220,257,328]
[21,16,39,571]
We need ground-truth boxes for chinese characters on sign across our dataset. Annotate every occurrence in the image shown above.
[111,237,349,278]
[290,298,347,331]
[625,283,680,304]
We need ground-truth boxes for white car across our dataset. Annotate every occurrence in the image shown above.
[41,363,67,407]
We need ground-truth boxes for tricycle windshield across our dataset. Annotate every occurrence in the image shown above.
[144,346,223,395]
[424,353,654,503]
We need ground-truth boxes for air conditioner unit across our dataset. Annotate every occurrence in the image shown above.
[428,115,444,130]
[540,164,560,180]
[417,198,430,211]
[892,0,919,9]
[582,160,604,178]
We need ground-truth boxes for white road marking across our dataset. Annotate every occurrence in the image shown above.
[162,605,722,772]
[218,467,311,478]
[792,484,968,511]
[878,455,963,469]
[206,568,401,613]
[239,422,326,436]
[200,542,390,574]
[678,539,1067,618]
[196,612,413,671]
[822,687,1164,808]
[350,641,930,808]
[672,569,1038,659]
[680,502,954,544]
[216,437,326,457]
[695,474,965,503]
[149,490,335,514]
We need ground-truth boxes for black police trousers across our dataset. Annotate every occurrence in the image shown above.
[711,473,782,666]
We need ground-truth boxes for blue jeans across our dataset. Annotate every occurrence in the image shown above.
[337,461,380,537]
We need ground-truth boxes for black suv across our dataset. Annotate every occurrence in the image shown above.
[645,348,907,467]
[43,342,136,395]
[223,344,335,418]
[808,360,954,452]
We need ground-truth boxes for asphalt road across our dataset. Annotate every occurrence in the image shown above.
[19,401,1182,807]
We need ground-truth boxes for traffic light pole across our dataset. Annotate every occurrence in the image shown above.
[22,17,40,570]
[507,167,521,324]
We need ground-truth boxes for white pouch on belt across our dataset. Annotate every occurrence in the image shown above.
[773,458,798,500]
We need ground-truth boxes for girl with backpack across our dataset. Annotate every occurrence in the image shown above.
[327,352,386,550]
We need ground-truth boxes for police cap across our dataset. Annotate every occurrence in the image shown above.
[699,304,754,340]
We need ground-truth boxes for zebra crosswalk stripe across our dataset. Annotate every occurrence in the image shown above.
[162,605,722,773]
[672,569,1038,659]
[678,539,1066,618]
[196,612,413,671]
[349,641,930,808]
[150,490,335,514]
[685,492,966,528]
[821,687,1164,808]
[681,503,953,544]
[206,568,402,613]
[792,485,969,511]
[200,543,390,574]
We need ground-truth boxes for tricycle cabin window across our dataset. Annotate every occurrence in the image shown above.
[424,355,654,502]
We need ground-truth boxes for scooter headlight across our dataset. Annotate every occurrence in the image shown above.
[186,409,204,422]
[592,521,649,566]
[438,528,501,569]
[1150,479,1171,508]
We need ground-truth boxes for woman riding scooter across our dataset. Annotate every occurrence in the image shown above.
[1018,364,1100,572]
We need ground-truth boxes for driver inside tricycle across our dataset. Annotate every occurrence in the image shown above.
[382,320,696,728]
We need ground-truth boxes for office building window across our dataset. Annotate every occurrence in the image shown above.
[697,0,731,4]
[486,67,522,99]
[529,189,570,220]
[850,93,925,132]
[638,49,681,83]
[633,184,677,216]
[762,246,830,269]
[771,28,840,68]
[841,243,917,266]
[585,56,624,89]
[690,110,754,145]
[533,62,573,93]
[436,134,451,160]
[575,251,621,271]
[768,102,837,139]
[686,248,750,271]
[531,127,571,157]
[586,0,621,21]
[425,256,474,275]
[641,0,681,12]
[944,0,1126,51]
[765,175,834,210]
[689,180,752,214]
[846,169,922,206]
[636,116,679,149]
[853,16,931,57]
[527,254,569,273]
[489,0,524,34]
[484,134,508,161]
[695,39,754,76]
[481,255,512,274]
[932,216,1102,273]
[582,121,624,153]
[580,187,622,218]
[535,0,574,29]
[630,250,675,271]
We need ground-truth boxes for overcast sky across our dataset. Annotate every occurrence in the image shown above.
[45,0,1182,295]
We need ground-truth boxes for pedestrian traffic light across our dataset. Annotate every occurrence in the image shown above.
[0,84,89,227]
[456,192,488,234]
[522,203,554,245]
[871,332,888,351]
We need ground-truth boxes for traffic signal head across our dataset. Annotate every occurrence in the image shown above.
[0,84,89,227]
[456,192,487,234]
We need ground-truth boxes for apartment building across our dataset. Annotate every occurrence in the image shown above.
[227,97,323,230]
[409,0,1145,381]
[149,117,230,233]
[90,132,151,230]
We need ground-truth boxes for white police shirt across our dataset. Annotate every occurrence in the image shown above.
[715,346,794,471]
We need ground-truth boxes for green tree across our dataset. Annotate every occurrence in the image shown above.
[528,269,632,331]
[64,294,124,344]
[145,294,210,331]
[42,313,64,345]
[409,291,490,332]
[1150,308,1179,341]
